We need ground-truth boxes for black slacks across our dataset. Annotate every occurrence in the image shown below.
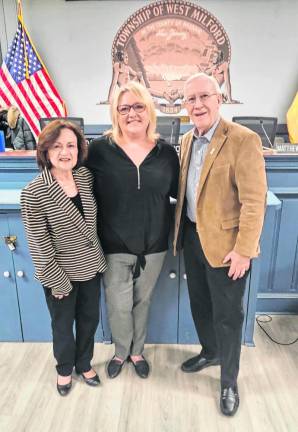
[183,219,248,388]
[44,273,101,376]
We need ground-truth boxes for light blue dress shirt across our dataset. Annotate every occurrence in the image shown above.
[186,118,220,222]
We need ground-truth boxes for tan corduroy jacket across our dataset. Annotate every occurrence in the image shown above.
[173,118,268,267]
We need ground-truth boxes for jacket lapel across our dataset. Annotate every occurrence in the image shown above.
[42,168,92,241]
[196,119,228,202]
[73,170,94,233]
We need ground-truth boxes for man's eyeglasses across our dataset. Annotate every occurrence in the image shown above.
[117,103,146,115]
[184,93,218,105]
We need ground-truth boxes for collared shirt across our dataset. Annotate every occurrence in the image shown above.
[186,118,220,222]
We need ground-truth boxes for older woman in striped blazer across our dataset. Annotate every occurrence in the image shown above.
[20,120,106,396]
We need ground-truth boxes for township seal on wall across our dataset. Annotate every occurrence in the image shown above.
[105,0,239,114]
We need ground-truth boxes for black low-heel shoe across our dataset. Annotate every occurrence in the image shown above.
[130,356,150,379]
[220,385,239,416]
[57,378,72,396]
[107,357,125,379]
[80,372,100,386]
[181,354,220,373]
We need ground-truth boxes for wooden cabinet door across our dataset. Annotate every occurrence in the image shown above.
[8,213,52,341]
[146,250,179,343]
[177,253,251,345]
[0,214,23,341]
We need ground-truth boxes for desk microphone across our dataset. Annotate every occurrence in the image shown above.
[260,119,274,148]
[170,120,176,144]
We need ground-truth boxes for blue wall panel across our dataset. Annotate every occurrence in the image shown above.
[256,155,298,313]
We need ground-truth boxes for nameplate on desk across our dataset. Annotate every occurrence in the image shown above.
[275,144,298,153]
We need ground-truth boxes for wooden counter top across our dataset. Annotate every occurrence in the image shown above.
[0,150,36,158]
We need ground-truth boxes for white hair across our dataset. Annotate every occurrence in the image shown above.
[184,73,221,95]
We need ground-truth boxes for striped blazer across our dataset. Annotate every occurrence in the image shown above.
[20,166,107,295]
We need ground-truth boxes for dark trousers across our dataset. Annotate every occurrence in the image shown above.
[183,220,247,388]
[43,273,101,376]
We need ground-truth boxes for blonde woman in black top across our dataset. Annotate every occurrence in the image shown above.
[21,120,106,396]
[87,82,179,379]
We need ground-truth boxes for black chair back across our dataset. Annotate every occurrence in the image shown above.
[39,117,84,133]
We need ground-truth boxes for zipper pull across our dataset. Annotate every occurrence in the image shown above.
[137,166,141,190]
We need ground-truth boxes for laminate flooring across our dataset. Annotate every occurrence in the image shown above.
[0,315,297,432]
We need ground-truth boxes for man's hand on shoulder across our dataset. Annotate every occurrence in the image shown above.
[223,251,250,281]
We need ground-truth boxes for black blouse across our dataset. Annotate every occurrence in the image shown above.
[86,135,179,258]
[70,193,84,218]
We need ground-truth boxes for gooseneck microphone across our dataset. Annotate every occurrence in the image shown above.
[170,120,176,144]
[260,119,274,148]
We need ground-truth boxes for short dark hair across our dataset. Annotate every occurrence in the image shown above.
[36,119,87,169]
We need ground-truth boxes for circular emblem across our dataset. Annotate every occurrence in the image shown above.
[105,0,239,112]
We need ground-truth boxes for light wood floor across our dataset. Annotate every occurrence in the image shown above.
[0,315,297,432]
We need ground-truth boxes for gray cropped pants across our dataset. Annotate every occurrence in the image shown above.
[103,251,167,359]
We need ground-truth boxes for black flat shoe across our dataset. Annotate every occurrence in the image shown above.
[80,371,100,386]
[107,356,125,379]
[57,377,72,396]
[220,385,239,416]
[181,354,220,373]
[130,356,150,379]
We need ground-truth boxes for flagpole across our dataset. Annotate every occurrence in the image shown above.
[17,0,30,80]
[15,0,67,116]
[18,1,49,73]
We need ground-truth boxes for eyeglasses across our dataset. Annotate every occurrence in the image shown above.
[117,103,146,115]
[184,93,218,105]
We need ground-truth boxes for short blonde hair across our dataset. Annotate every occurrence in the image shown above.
[184,72,221,95]
[106,81,159,143]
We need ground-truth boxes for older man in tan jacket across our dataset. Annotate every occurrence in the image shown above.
[174,73,267,416]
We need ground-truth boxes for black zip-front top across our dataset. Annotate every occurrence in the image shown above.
[86,135,179,257]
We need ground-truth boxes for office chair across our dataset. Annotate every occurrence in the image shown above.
[232,116,277,148]
[39,117,84,133]
[156,117,181,145]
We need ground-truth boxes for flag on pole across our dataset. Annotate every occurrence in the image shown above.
[287,92,298,144]
[0,1,67,139]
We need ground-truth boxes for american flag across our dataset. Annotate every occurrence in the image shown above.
[0,4,67,138]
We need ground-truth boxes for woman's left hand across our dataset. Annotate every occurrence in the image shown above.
[52,293,70,300]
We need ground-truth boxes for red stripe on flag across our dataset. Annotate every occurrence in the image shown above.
[18,82,42,122]
[40,70,66,115]
[0,69,39,136]
[26,77,51,118]
[0,88,11,107]
[42,69,64,106]
[25,77,52,118]
[34,72,61,116]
